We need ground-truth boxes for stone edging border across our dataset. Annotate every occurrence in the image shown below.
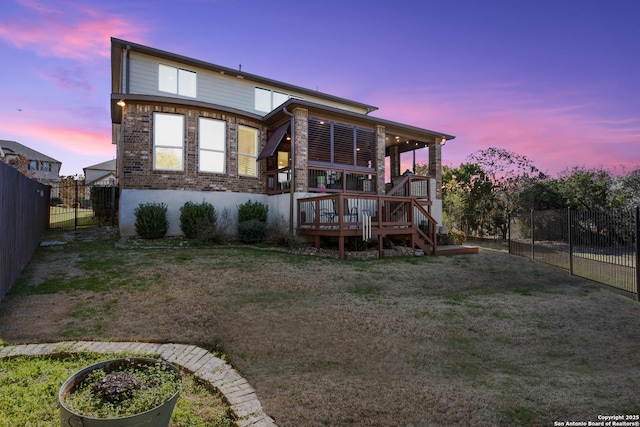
[0,341,277,427]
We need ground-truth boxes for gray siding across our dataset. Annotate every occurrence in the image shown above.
[128,52,368,115]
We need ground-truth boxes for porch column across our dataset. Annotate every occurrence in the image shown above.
[292,108,308,192]
[389,145,401,182]
[375,125,386,195]
[429,141,442,199]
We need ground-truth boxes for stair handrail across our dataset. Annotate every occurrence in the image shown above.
[386,175,431,200]
[412,199,437,254]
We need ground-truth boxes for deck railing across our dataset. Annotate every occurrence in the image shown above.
[265,167,292,195]
[387,175,431,199]
[308,167,376,193]
[297,193,437,257]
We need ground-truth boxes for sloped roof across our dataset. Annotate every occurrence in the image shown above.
[111,38,378,114]
[84,159,116,172]
[0,140,61,163]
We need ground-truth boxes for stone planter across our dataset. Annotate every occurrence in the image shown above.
[59,358,181,427]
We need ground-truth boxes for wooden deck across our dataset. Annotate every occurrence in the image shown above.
[297,193,438,260]
[435,245,480,256]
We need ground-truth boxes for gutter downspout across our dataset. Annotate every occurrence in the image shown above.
[125,44,131,94]
[283,106,295,237]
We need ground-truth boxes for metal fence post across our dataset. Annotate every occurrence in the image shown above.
[74,179,78,230]
[568,207,573,276]
[507,213,511,254]
[530,209,535,260]
[635,206,639,301]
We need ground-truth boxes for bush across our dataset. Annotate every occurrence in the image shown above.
[437,229,467,245]
[238,219,267,244]
[265,214,297,247]
[180,201,216,239]
[134,202,168,239]
[193,207,234,244]
[237,200,268,224]
[90,186,119,225]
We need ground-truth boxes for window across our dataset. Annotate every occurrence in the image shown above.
[28,161,37,171]
[199,118,226,173]
[238,125,258,177]
[308,117,376,170]
[42,162,51,172]
[254,87,289,112]
[153,113,184,171]
[158,64,197,98]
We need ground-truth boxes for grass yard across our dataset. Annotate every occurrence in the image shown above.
[0,352,234,426]
[1,229,639,426]
[49,206,96,229]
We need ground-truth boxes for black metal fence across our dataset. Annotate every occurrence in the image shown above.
[0,162,50,302]
[509,208,639,300]
[49,180,118,230]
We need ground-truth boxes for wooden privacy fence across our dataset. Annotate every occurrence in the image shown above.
[509,207,640,300]
[0,162,50,302]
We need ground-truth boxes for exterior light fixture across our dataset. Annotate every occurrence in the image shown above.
[117,100,126,107]
[440,137,447,147]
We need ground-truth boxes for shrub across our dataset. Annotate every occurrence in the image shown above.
[237,200,268,224]
[438,229,467,245]
[134,202,168,239]
[238,219,267,244]
[180,201,216,239]
[265,214,299,247]
[191,208,234,244]
[90,186,119,225]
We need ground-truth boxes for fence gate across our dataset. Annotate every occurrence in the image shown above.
[49,180,118,230]
[509,208,639,300]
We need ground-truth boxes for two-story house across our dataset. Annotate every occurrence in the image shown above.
[0,140,62,187]
[110,38,455,258]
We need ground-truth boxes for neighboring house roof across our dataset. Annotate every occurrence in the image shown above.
[87,172,116,186]
[84,159,116,172]
[0,140,61,164]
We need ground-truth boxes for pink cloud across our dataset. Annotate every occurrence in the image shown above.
[0,0,146,60]
[35,67,94,94]
[0,119,112,157]
[367,85,640,176]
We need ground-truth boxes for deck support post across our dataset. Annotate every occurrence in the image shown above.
[338,235,345,260]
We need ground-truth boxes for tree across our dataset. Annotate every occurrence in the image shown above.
[442,163,494,236]
[4,154,34,178]
[556,166,611,211]
[610,168,640,210]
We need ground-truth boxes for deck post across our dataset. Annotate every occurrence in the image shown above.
[338,235,345,260]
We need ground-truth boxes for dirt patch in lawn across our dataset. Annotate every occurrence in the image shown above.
[1,230,640,426]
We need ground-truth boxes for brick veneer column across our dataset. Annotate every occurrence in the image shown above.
[293,108,308,192]
[375,125,386,195]
[429,141,442,199]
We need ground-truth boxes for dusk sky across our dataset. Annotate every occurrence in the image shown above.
[1,0,639,177]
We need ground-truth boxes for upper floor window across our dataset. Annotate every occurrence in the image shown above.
[28,161,37,171]
[199,118,226,174]
[153,112,184,171]
[158,64,197,98]
[255,87,288,112]
[238,125,258,177]
[42,162,51,172]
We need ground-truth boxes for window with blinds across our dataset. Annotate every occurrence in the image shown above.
[308,117,375,170]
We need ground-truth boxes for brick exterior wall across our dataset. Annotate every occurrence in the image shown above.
[292,108,308,192]
[375,125,386,195]
[120,102,267,194]
[429,141,442,199]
